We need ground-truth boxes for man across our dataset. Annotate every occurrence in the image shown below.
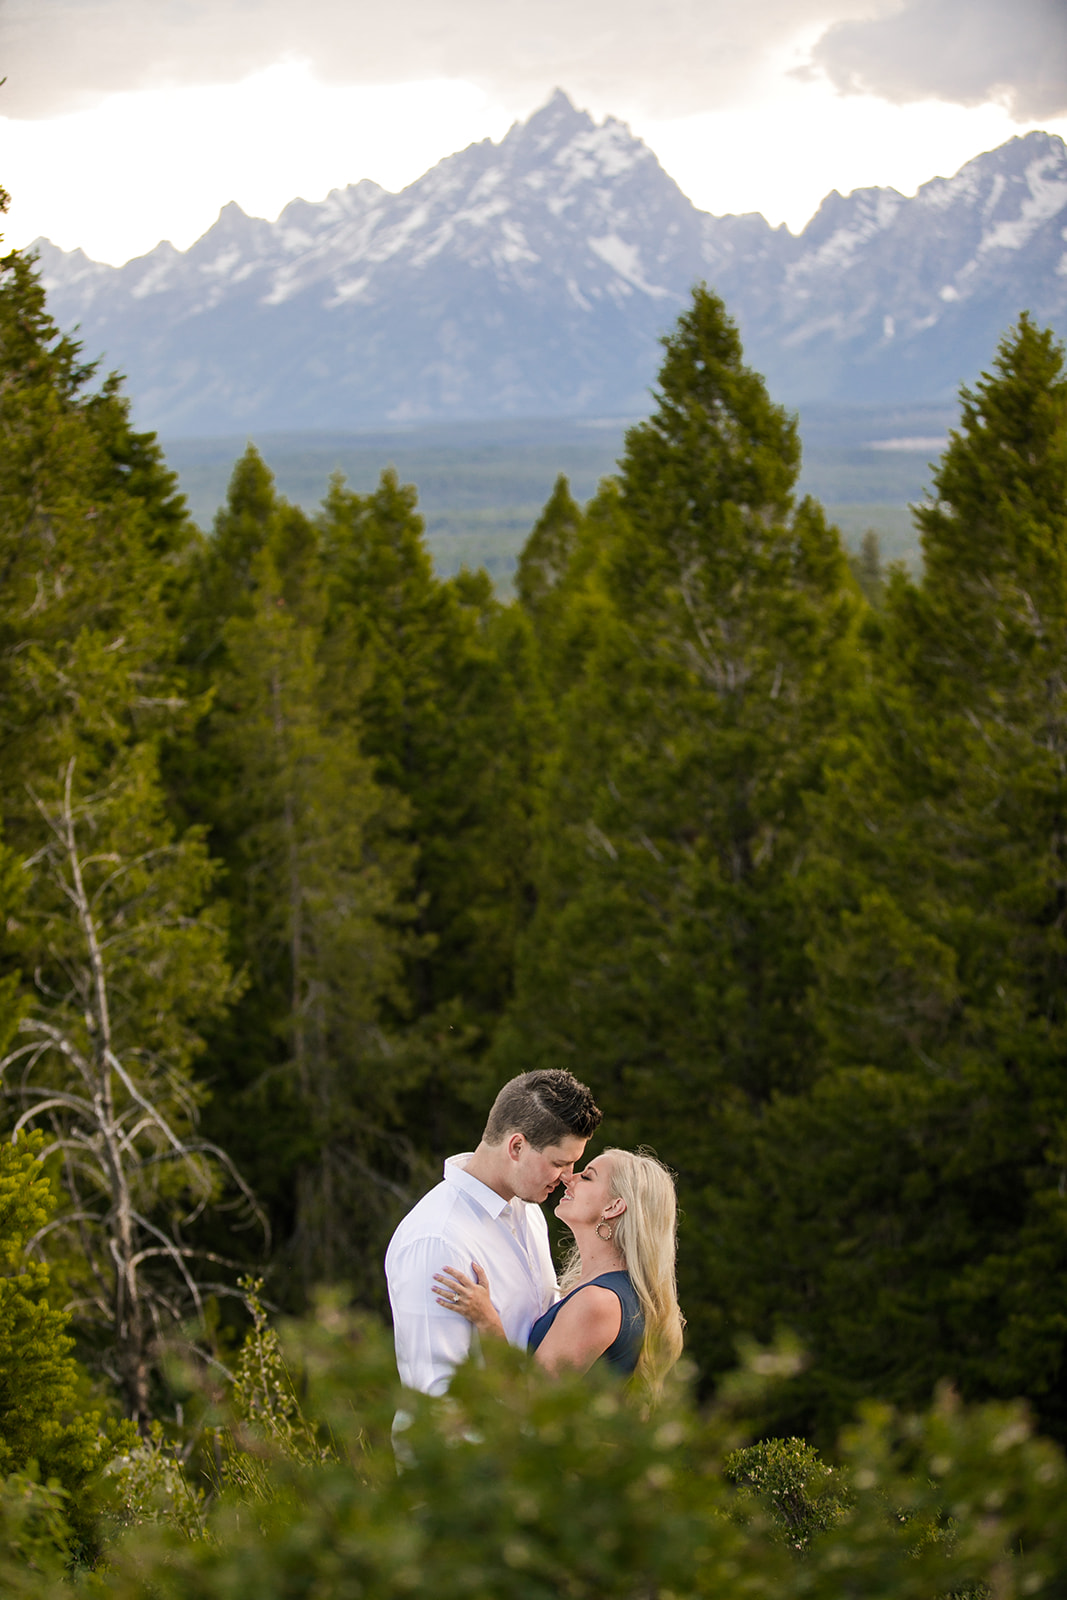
[385,1069,602,1395]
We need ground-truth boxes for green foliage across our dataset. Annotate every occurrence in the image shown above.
[0,1472,73,1592]
[0,246,256,1422]
[0,1132,135,1554]
[177,449,418,1300]
[0,1134,89,1483]
[0,248,195,809]
[320,466,544,1051]
[708,316,1067,1443]
[8,1312,1062,1600]
[318,466,476,1026]
[724,1436,848,1549]
[2,753,251,1422]
[494,286,862,1377]
[102,1425,206,1542]
[514,471,587,656]
[848,528,886,605]
[221,1276,333,1500]
[659,315,1067,1457]
[9,221,1067,1548]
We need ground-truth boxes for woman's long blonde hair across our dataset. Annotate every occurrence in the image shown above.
[560,1147,685,1394]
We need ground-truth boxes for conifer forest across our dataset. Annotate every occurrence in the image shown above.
[3,178,1067,1593]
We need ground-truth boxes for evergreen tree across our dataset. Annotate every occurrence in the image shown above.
[515,472,584,618]
[0,235,253,1416]
[513,471,614,717]
[848,530,885,606]
[715,317,1067,1441]
[181,452,415,1304]
[184,455,547,1299]
[0,1132,130,1549]
[320,469,546,1158]
[494,288,861,1376]
[0,248,195,813]
[1,753,250,1422]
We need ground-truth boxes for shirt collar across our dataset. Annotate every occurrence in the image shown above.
[443,1153,511,1219]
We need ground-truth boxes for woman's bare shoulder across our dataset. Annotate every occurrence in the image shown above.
[535,1283,625,1374]
[554,1284,623,1338]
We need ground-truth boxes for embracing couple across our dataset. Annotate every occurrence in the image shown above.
[385,1070,684,1396]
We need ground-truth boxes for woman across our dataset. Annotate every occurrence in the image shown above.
[433,1148,684,1393]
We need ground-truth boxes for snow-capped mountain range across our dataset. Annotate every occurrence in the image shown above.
[33,91,1067,435]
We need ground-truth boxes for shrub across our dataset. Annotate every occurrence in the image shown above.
[0,1291,1062,1597]
[0,1133,134,1557]
[724,1435,848,1549]
[92,1309,1067,1600]
[0,1471,72,1594]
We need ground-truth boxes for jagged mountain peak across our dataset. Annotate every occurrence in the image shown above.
[273,180,388,247]
[509,87,592,145]
[509,94,656,187]
[29,99,1067,430]
[915,129,1065,204]
[401,88,658,207]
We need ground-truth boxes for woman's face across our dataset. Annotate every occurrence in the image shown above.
[555,1152,618,1233]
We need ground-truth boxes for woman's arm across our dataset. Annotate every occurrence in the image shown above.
[533,1286,622,1376]
[433,1262,506,1340]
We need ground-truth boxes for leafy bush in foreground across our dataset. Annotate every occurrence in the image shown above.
[0,1135,133,1557]
[0,1471,73,1593]
[20,1304,1058,1599]
[724,1435,849,1549]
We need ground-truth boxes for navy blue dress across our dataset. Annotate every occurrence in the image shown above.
[528,1270,644,1375]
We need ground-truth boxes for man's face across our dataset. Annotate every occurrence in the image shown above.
[508,1133,588,1204]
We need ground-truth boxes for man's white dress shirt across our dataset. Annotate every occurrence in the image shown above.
[385,1155,559,1395]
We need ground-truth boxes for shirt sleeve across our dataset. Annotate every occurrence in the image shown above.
[386,1232,478,1396]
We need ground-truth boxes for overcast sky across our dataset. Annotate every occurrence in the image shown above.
[2,0,1066,264]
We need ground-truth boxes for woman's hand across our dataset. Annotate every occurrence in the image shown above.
[433,1262,505,1339]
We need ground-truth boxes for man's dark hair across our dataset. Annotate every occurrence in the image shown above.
[483,1070,602,1149]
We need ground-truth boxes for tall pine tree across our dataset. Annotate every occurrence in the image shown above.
[0,229,251,1415]
[494,287,862,1376]
[712,317,1067,1442]
[319,469,546,1158]
[179,450,413,1304]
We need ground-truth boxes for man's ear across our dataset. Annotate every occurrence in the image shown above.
[506,1132,525,1162]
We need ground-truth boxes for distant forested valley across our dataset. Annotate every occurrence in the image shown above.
[162,401,944,590]
[4,196,1067,1591]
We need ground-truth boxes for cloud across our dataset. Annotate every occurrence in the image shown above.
[1,0,860,121]
[7,0,1061,127]
[810,0,1067,121]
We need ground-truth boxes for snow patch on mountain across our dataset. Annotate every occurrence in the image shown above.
[980,155,1067,253]
[588,234,674,298]
[26,100,1067,431]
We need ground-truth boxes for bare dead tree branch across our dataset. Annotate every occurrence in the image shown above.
[0,759,267,1424]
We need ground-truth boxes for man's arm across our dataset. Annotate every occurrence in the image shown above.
[386,1233,477,1396]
